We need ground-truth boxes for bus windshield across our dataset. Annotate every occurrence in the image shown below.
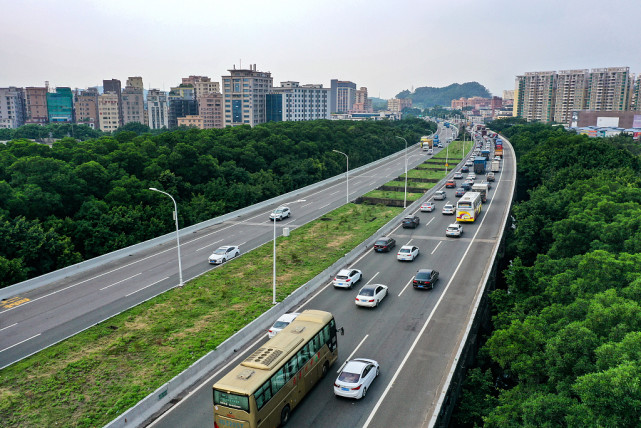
[214,390,250,412]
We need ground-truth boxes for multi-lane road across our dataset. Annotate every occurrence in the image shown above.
[0,125,456,369]
[147,129,514,428]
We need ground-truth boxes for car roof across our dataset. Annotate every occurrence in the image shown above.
[342,359,369,373]
[218,245,234,250]
[274,312,300,323]
[448,223,459,228]
[417,268,433,273]
[400,245,414,250]
[359,283,385,292]
[337,268,354,275]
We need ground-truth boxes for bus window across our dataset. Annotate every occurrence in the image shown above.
[321,325,330,345]
[271,367,287,395]
[255,380,272,410]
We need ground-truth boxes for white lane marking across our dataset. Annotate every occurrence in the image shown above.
[301,202,313,208]
[364,272,379,285]
[196,239,224,252]
[297,281,334,311]
[329,191,340,196]
[363,158,504,428]
[425,217,435,227]
[146,334,268,428]
[126,277,170,297]
[398,276,414,297]
[100,273,143,291]
[431,241,443,255]
[338,334,369,373]
[319,203,331,209]
[405,239,413,246]
[238,241,247,247]
[0,323,18,332]
[0,334,41,353]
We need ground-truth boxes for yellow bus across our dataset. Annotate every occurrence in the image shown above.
[456,192,482,222]
[213,310,340,428]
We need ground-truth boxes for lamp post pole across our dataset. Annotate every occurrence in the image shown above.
[149,188,183,287]
[332,150,349,204]
[395,136,408,208]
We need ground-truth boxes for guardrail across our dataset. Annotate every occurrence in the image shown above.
[0,145,419,301]
[106,144,472,428]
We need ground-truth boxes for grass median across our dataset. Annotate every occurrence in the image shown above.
[0,203,402,428]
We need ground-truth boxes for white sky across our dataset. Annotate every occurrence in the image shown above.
[1,0,640,99]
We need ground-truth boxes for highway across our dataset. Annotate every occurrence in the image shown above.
[0,125,454,369]
[146,126,515,428]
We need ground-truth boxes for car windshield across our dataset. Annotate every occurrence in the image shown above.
[416,272,430,280]
[336,275,348,280]
[213,248,227,255]
[273,209,283,214]
[400,248,410,253]
[338,371,360,383]
[359,288,375,296]
[448,226,457,231]
[272,320,290,329]
[375,240,388,246]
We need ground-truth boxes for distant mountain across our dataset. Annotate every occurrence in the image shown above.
[396,82,491,108]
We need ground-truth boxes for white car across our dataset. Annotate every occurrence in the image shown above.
[355,284,389,308]
[442,203,455,215]
[467,173,476,181]
[333,269,362,289]
[334,358,380,399]
[446,223,463,237]
[420,201,435,212]
[397,245,419,261]
[208,245,240,264]
[434,190,446,200]
[270,206,291,221]
[267,312,300,338]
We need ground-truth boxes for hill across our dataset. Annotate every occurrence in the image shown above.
[396,82,491,108]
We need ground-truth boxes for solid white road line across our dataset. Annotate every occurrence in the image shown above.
[0,323,18,332]
[364,272,379,285]
[397,276,415,297]
[338,334,369,373]
[431,241,443,255]
[196,239,224,252]
[126,277,170,297]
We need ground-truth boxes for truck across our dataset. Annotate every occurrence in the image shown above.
[473,156,487,174]
[491,160,500,172]
[494,138,503,158]
[472,183,489,203]
[481,149,490,160]
[421,136,433,151]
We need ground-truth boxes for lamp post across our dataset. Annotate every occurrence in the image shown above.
[395,136,408,208]
[149,188,183,287]
[332,150,349,204]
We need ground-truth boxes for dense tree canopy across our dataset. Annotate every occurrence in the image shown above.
[0,119,434,287]
[453,122,641,427]
[396,82,491,108]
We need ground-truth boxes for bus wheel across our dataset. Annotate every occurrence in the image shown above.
[321,362,329,378]
[280,405,290,426]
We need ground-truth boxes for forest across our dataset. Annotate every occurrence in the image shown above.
[0,118,434,288]
[453,120,641,427]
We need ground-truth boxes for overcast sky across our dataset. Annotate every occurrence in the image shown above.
[2,0,640,99]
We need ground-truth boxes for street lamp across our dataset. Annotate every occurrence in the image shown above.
[272,199,305,304]
[149,188,183,287]
[395,136,408,208]
[332,150,349,204]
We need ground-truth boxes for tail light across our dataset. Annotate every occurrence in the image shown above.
[334,383,339,387]
[352,385,362,390]
[346,278,351,282]
[368,299,375,303]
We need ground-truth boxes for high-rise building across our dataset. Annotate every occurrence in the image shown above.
[147,89,169,130]
[103,79,123,126]
[47,87,74,123]
[352,87,372,113]
[74,88,100,129]
[330,80,357,114]
[122,78,145,126]
[266,81,330,122]
[98,92,120,132]
[168,84,198,129]
[222,64,273,127]
[513,71,556,122]
[632,75,641,112]
[198,92,224,129]
[552,69,588,125]
[586,67,633,112]
[0,87,25,129]
[24,87,48,125]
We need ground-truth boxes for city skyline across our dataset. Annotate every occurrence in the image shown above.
[2,0,640,98]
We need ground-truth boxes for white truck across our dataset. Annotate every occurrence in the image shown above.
[491,160,500,172]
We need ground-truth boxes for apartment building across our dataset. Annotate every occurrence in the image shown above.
[24,87,48,124]
[387,98,412,112]
[552,69,589,126]
[222,64,273,127]
[74,88,100,129]
[177,115,204,128]
[122,86,145,125]
[513,71,556,122]
[0,87,25,129]
[147,89,169,130]
[198,92,224,129]
[586,67,633,111]
[352,87,372,113]
[47,87,74,123]
[633,76,641,111]
[266,81,330,122]
[103,79,123,126]
[330,80,356,114]
[98,92,120,132]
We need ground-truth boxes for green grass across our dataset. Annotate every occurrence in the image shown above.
[432,140,474,161]
[361,190,423,201]
[385,180,433,189]
[401,169,444,180]
[0,203,402,428]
